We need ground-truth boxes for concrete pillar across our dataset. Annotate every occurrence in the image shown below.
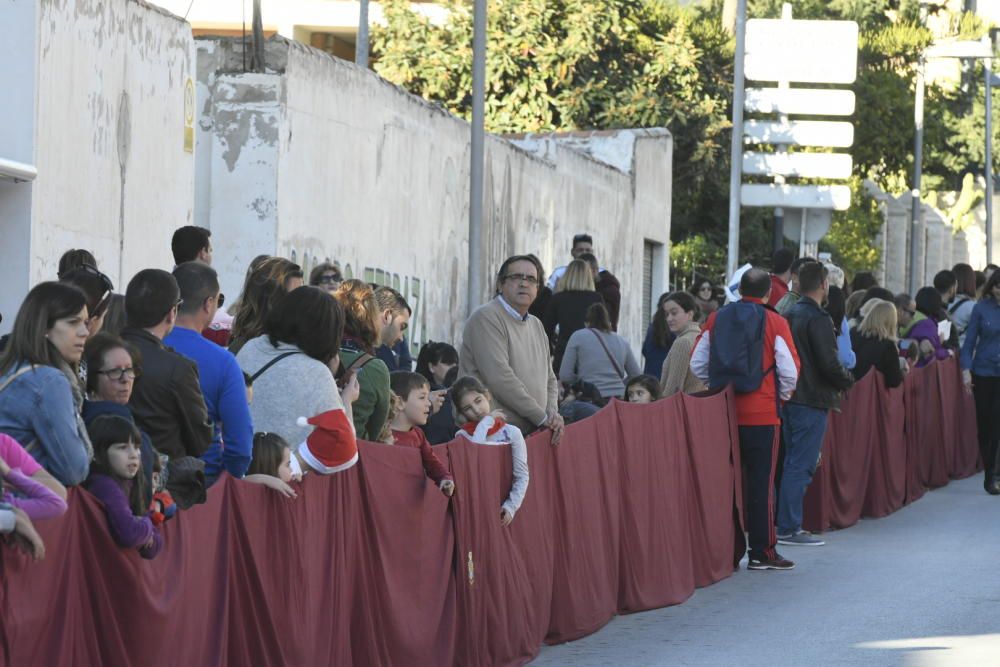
[884,193,910,294]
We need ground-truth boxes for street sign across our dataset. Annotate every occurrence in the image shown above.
[741,184,851,210]
[742,152,853,179]
[782,208,833,243]
[745,88,856,115]
[743,120,854,147]
[745,19,859,84]
[924,39,994,60]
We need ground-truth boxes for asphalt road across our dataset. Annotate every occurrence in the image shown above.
[533,474,1000,667]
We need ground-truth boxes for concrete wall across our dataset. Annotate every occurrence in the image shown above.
[196,37,672,352]
[0,0,196,332]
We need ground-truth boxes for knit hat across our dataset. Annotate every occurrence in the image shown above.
[296,409,358,475]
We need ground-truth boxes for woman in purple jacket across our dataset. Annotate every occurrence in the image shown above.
[905,287,952,368]
[84,415,162,560]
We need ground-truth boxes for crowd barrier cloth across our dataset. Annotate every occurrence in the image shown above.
[0,358,978,666]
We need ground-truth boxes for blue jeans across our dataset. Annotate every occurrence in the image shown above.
[777,403,828,535]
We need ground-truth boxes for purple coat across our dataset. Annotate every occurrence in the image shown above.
[907,318,950,368]
[85,473,162,560]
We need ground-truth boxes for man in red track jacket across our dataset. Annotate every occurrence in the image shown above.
[690,268,800,570]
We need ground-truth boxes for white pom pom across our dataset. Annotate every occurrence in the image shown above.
[297,416,309,427]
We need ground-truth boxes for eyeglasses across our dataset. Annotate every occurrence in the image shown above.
[699,286,712,293]
[502,273,539,286]
[318,274,341,285]
[96,367,139,381]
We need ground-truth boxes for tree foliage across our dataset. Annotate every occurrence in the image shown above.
[372,0,999,281]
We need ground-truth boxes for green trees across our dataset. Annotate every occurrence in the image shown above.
[372,0,997,280]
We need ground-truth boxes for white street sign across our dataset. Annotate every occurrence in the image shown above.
[742,152,853,179]
[924,39,994,60]
[745,88,856,115]
[744,120,854,147]
[741,184,851,210]
[782,208,833,243]
[746,19,859,84]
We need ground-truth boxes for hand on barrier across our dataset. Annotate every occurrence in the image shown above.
[244,475,298,499]
[545,412,565,446]
[150,491,178,525]
[439,479,455,497]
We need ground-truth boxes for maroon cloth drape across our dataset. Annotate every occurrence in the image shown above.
[0,360,978,666]
[803,357,979,533]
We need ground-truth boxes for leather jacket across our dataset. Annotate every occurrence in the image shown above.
[785,296,854,410]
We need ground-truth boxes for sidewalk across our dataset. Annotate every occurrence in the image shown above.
[534,475,1000,666]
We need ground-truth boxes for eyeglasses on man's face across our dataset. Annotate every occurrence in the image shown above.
[318,274,340,285]
[96,367,139,382]
[503,273,539,286]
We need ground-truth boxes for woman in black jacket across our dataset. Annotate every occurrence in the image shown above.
[850,299,904,388]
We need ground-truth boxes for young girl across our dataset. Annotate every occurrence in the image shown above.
[452,376,528,526]
[0,434,67,520]
[244,432,298,498]
[84,415,163,560]
[625,375,662,404]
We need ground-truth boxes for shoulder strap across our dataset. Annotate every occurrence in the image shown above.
[250,351,302,383]
[588,329,626,380]
[344,352,375,373]
[0,366,34,395]
[948,295,970,315]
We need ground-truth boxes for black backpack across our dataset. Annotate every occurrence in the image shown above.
[708,301,770,393]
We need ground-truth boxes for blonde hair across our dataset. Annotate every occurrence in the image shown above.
[333,279,380,351]
[858,299,898,342]
[557,259,595,293]
[824,263,845,289]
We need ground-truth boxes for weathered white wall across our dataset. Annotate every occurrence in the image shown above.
[198,37,672,352]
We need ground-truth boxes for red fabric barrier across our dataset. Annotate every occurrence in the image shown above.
[0,359,978,666]
[803,357,979,533]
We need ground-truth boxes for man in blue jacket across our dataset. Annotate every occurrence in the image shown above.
[165,262,253,483]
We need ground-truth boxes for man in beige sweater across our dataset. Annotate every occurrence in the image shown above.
[459,255,565,443]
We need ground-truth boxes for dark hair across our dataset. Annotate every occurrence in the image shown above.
[451,375,490,409]
[625,375,662,401]
[740,268,772,299]
[415,341,459,386]
[171,226,212,265]
[308,262,342,286]
[58,249,97,279]
[572,234,593,249]
[933,270,957,294]
[247,432,290,477]
[790,257,816,276]
[772,248,795,275]
[862,287,895,307]
[664,291,700,321]
[389,371,430,402]
[230,257,303,352]
[125,269,180,329]
[265,286,344,364]
[798,262,828,294]
[59,265,114,320]
[565,379,603,405]
[87,415,146,515]
[375,286,411,317]
[851,271,878,293]
[173,262,220,316]
[893,292,913,310]
[651,293,673,348]
[495,255,545,295]
[981,269,1000,301]
[576,252,599,274]
[83,332,141,395]
[101,294,127,337]
[826,286,846,335]
[0,282,88,375]
[332,279,380,351]
[585,302,613,332]
[976,271,987,291]
[914,286,944,321]
[987,263,1000,273]
[952,263,976,298]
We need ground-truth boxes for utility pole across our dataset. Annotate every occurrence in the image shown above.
[467,0,487,315]
[356,0,370,68]
[726,0,748,280]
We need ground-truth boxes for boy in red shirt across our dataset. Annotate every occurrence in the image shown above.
[389,372,455,497]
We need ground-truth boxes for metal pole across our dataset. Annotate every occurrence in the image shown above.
[726,0,748,281]
[467,0,487,316]
[909,59,925,294]
[250,0,265,73]
[773,3,792,254]
[355,0,370,68]
[987,60,994,265]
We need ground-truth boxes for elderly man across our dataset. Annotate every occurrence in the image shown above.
[459,255,564,442]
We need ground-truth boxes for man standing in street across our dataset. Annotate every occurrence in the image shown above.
[460,255,564,442]
[774,257,815,316]
[691,268,800,570]
[777,261,854,546]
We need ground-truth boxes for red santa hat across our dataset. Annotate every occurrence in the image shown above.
[296,408,358,475]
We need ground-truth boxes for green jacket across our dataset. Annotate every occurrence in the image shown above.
[340,348,391,442]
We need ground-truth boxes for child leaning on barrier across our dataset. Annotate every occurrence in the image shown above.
[452,376,529,526]
[625,374,662,404]
[243,432,299,499]
[389,372,456,498]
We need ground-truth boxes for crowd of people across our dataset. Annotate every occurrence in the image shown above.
[0,227,996,576]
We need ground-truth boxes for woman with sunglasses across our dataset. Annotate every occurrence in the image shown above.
[690,281,719,321]
[81,332,157,506]
[309,262,343,294]
[0,283,93,487]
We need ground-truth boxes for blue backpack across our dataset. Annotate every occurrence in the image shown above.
[708,301,770,393]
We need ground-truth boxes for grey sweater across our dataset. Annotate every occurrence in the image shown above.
[235,336,344,446]
[559,328,641,398]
